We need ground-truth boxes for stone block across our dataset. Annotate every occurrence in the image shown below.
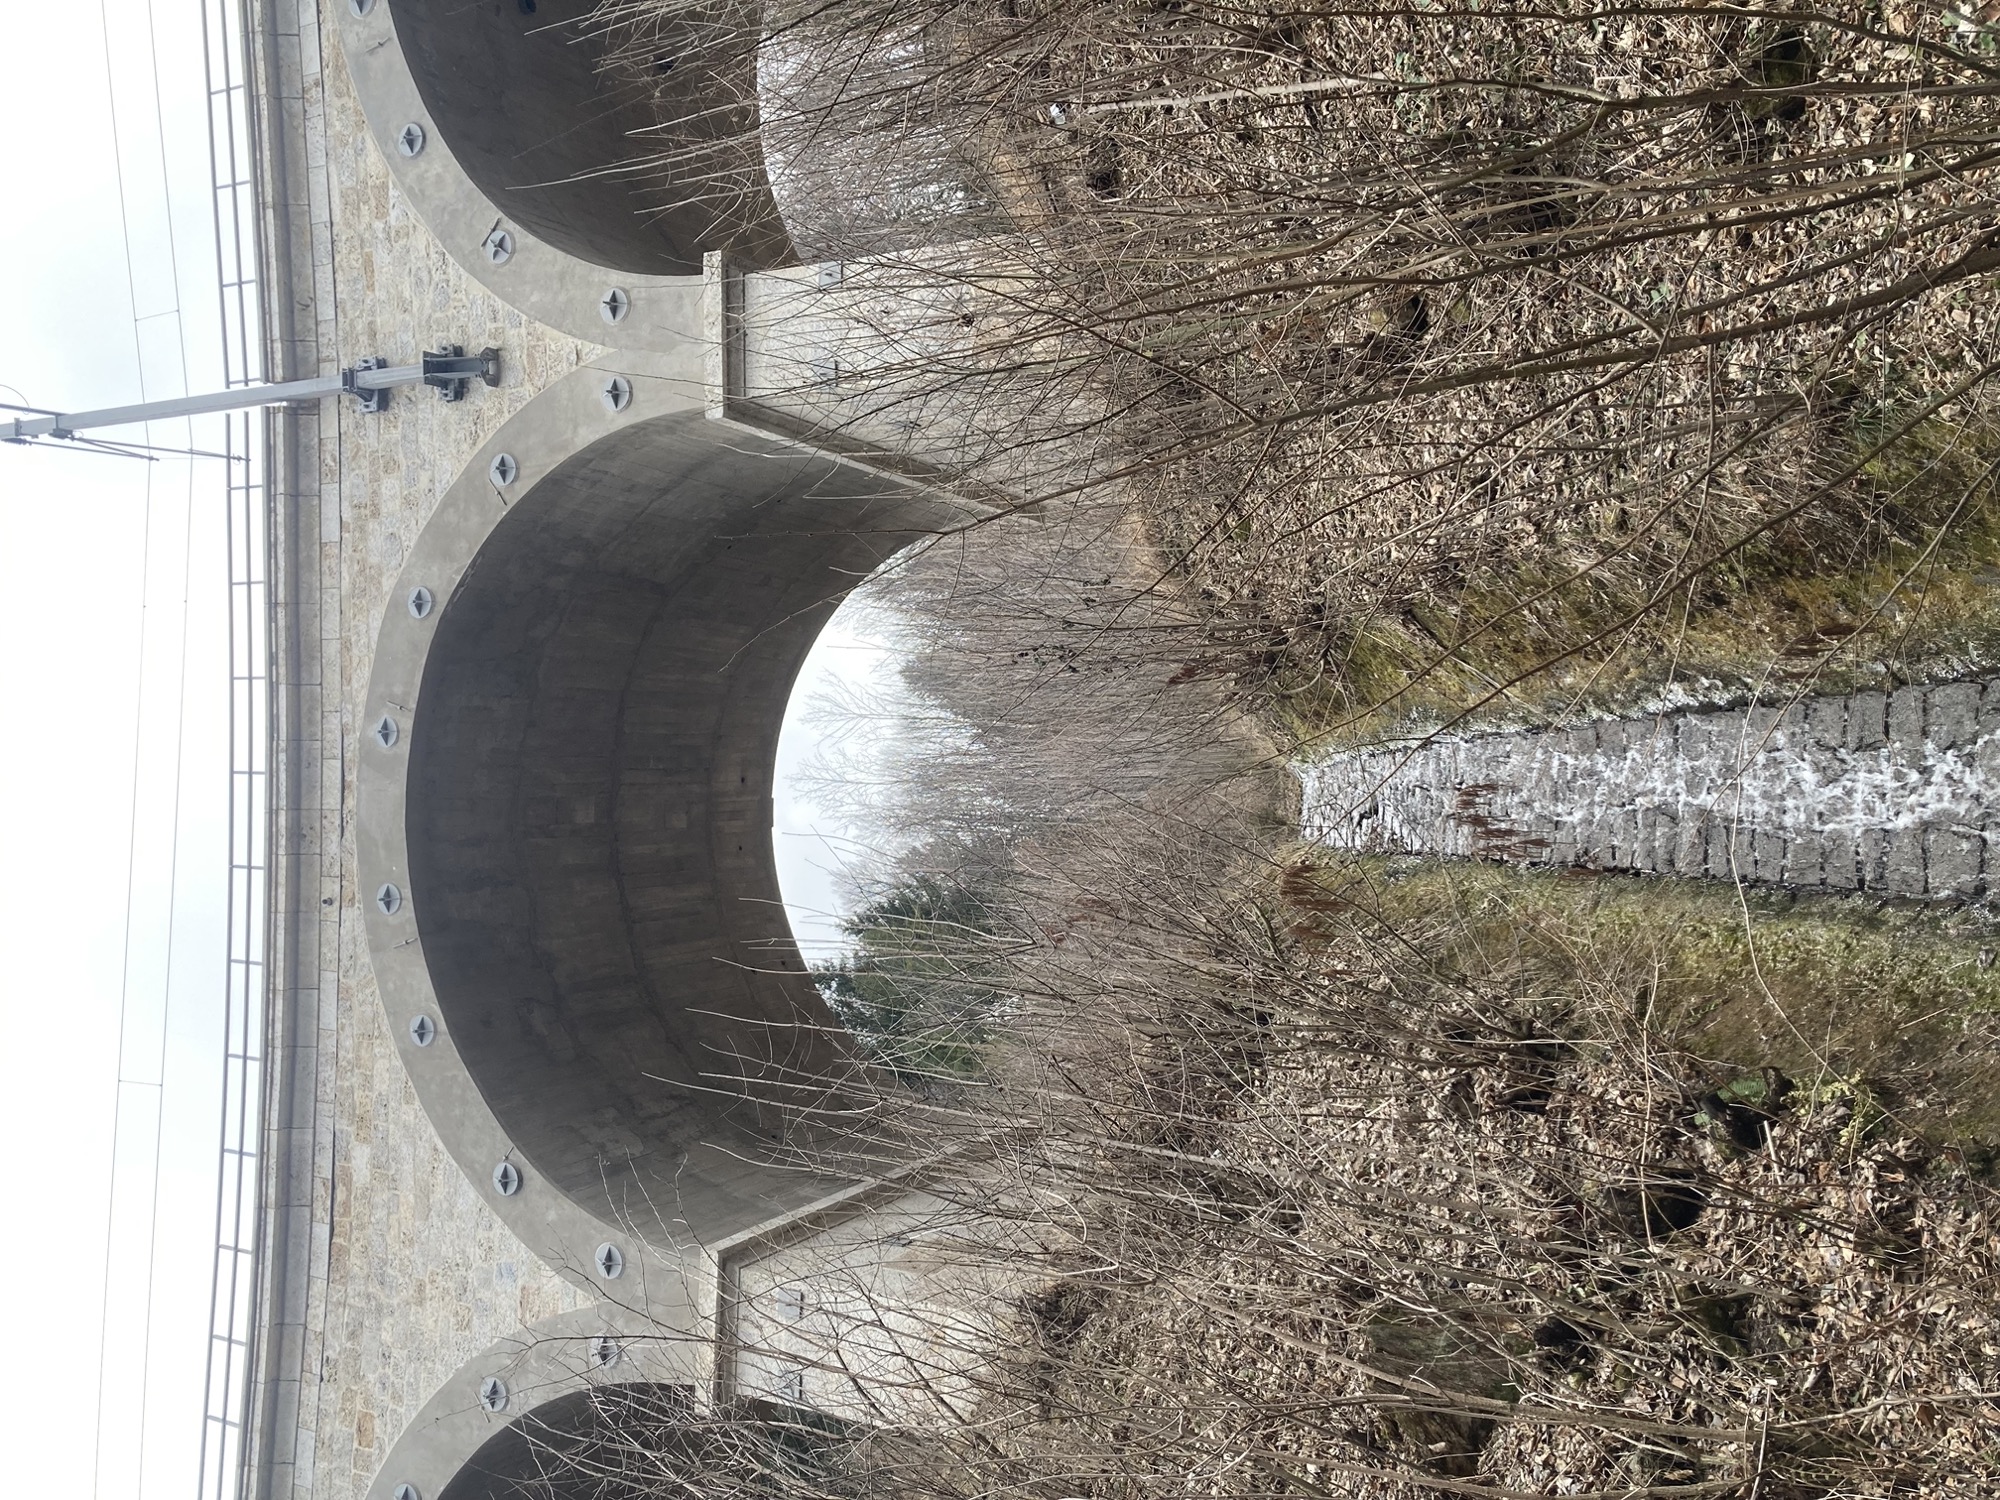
[1705,815,1744,880]
[1632,807,1664,873]
[1743,703,1783,754]
[1857,827,1886,889]
[1883,825,1927,896]
[1847,690,1888,751]
[1673,809,1708,874]
[1776,700,1811,752]
[1889,684,1926,748]
[1927,681,1981,751]
[1753,827,1787,884]
[1819,830,1857,890]
[1602,806,1637,868]
[1976,688,2000,792]
[1927,826,1983,900]
[1782,833,1823,888]
[1708,709,1749,775]
[1674,710,1707,767]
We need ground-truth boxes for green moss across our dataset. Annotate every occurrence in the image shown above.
[1301,858,2000,1142]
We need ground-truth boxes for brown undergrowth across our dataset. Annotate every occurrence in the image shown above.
[531,834,2000,1497]
[594,0,2000,740]
[847,842,2000,1496]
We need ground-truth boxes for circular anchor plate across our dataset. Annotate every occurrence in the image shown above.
[393,1486,419,1500]
[348,0,376,14]
[489,452,519,487]
[373,714,399,749]
[409,1015,437,1047]
[600,376,633,413]
[407,586,435,619]
[397,122,426,158]
[592,1335,622,1368]
[479,1376,509,1412]
[482,228,514,265]
[375,883,403,916]
[600,287,631,324]
[595,1242,625,1279]
[493,1161,522,1196]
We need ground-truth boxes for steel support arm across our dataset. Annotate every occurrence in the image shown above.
[1,347,498,442]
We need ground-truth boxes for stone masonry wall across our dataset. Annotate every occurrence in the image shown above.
[292,12,604,1500]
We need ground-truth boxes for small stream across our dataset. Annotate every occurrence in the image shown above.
[1299,679,2000,899]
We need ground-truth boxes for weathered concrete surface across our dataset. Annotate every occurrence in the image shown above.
[1301,680,2000,899]
[385,0,789,275]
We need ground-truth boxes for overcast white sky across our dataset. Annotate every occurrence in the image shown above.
[0,11,887,1500]
[774,595,916,957]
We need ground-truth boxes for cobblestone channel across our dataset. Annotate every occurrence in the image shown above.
[1299,679,2000,899]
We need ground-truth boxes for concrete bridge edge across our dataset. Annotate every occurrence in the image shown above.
[361,1304,710,1500]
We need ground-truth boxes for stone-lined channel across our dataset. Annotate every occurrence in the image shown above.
[1300,679,2000,899]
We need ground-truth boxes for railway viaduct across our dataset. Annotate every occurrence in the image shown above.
[238,6,1011,1500]
[222,10,2000,1499]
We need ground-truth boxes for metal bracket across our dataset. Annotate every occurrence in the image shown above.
[422,346,502,403]
[344,357,393,414]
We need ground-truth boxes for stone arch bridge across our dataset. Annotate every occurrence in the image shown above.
[240,8,1014,1500]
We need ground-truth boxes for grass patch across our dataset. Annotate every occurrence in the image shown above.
[1310,855,2000,1145]
[1268,414,2000,747]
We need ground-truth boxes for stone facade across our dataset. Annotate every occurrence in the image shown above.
[254,8,599,1500]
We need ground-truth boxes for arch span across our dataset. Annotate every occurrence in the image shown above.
[437,1384,694,1500]
[365,366,968,1249]
[363,1305,711,1500]
[385,0,792,275]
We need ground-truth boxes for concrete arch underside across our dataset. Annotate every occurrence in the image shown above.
[361,364,968,1266]
[408,412,946,1237]
[385,0,792,276]
[364,1305,710,1500]
[437,1384,695,1500]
